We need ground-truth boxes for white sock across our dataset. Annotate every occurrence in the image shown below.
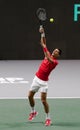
[31,107,35,113]
[46,113,50,119]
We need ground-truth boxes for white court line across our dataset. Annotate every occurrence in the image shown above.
[0,97,80,99]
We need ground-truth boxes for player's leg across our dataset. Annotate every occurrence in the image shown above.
[28,90,36,111]
[28,91,38,121]
[41,92,49,113]
[41,91,52,126]
[28,76,39,111]
[28,76,39,121]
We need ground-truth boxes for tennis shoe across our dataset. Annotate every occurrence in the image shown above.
[45,119,52,126]
[28,111,38,121]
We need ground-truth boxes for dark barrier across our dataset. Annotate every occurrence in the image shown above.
[0,0,80,60]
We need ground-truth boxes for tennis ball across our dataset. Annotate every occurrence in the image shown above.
[50,18,54,22]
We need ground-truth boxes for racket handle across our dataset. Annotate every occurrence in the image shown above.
[39,20,43,26]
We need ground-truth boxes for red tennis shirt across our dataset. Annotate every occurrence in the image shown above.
[36,56,58,81]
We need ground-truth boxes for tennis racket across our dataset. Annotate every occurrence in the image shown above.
[36,8,47,26]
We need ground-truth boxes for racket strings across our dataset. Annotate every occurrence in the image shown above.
[36,8,47,21]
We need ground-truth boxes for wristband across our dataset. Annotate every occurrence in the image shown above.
[43,47,48,52]
[41,33,45,37]
[39,25,43,32]
[40,25,43,29]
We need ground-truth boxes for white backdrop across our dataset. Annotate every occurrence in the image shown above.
[0,60,80,99]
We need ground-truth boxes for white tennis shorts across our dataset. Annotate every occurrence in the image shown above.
[30,76,48,93]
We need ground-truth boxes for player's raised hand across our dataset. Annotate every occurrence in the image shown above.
[39,25,45,33]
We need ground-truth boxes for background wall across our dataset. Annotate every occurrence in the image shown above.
[0,0,80,60]
[0,60,80,98]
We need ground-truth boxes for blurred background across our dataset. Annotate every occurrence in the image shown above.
[0,0,80,60]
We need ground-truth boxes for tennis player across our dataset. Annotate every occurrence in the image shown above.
[28,26,62,126]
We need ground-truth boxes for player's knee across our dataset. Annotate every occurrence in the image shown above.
[28,91,35,99]
[28,94,31,100]
[41,99,47,105]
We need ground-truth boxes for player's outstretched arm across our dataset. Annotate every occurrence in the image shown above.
[39,26,53,62]
[39,25,46,47]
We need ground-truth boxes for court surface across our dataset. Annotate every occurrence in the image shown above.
[0,98,80,130]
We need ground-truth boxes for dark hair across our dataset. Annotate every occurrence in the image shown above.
[58,49,62,55]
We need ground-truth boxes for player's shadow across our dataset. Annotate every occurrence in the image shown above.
[2,121,80,128]
[27,121,44,125]
[54,121,80,127]
[27,121,54,126]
